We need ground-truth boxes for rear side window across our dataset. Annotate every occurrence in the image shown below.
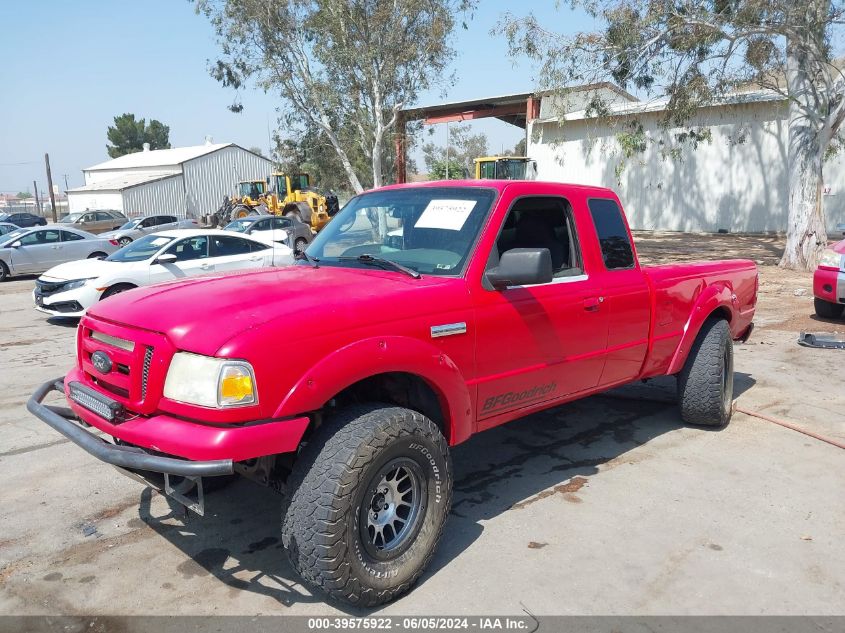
[588,198,635,270]
[212,235,253,256]
[61,231,84,241]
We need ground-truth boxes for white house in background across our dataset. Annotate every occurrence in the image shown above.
[67,141,272,218]
[528,89,845,233]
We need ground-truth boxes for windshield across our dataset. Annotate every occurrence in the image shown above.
[106,234,174,262]
[239,182,265,198]
[306,187,496,276]
[61,213,83,223]
[118,219,142,230]
[495,159,528,180]
[224,218,254,233]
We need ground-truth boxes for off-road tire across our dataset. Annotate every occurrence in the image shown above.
[281,404,452,606]
[814,297,844,319]
[677,318,734,427]
[0,261,8,281]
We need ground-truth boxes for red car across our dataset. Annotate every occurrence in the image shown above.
[29,181,757,606]
[813,238,845,318]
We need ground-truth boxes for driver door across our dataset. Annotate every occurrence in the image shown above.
[10,229,63,273]
[148,235,211,284]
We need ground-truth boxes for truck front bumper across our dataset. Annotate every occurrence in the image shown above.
[28,379,235,477]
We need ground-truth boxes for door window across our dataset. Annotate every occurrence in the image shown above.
[588,199,635,270]
[160,215,177,224]
[81,213,96,223]
[165,236,208,261]
[211,235,253,256]
[94,212,113,222]
[20,230,61,245]
[251,218,271,232]
[272,217,292,229]
[140,217,158,228]
[61,231,85,241]
[495,197,582,278]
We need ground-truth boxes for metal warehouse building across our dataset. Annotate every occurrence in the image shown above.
[67,141,272,218]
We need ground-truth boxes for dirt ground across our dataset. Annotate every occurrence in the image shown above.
[0,233,843,617]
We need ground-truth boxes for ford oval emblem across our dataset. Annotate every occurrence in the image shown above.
[91,350,113,374]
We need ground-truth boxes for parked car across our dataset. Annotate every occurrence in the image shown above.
[813,238,845,318]
[224,214,313,252]
[33,229,293,317]
[0,212,47,227]
[0,227,118,281]
[101,214,199,247]
[59,210,127,234]
[29,181,758,606]
[0,222,21,237]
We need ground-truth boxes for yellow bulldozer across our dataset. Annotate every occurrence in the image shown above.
[217,173,339,233]
[474,156,537,180]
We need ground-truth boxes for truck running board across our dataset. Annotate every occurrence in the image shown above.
[797,331,845,350]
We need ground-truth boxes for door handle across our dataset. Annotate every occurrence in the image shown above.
[583,296,604,312]
[200,263,212,270]
[249,256,261,261]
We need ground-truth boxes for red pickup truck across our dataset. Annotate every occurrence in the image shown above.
[30,181,757,606]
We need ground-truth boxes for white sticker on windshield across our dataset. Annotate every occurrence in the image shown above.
[414,199,477,231]
[151,237,171,246]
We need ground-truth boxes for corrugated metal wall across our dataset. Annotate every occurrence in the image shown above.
[121,174,187,218]
[67,191,124,213]
[182,146,272,218]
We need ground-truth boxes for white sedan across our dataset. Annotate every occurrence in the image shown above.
[34,229,293,317]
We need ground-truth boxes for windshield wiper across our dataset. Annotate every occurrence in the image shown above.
[338,254,421,279]
[295,250,320,268]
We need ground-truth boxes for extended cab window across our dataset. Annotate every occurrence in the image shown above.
[495,197,582,277]
[588,198,635,270]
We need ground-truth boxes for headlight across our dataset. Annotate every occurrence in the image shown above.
[163,352,257,408]
[63,278,95,291]
[818,249,843,270]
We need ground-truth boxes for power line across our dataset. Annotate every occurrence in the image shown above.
[0,160,40,166]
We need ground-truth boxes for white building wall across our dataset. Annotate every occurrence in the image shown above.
[529,100,845,233]
[181,146,272,218]
[84,166,180,185]
[67,191,124,213]
[121,175,187,218]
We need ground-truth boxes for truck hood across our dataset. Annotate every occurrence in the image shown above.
[40,258,125,282]
[86,265,457,356]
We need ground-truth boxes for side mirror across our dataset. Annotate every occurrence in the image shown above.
[154,253,178,265]
[486,248,553,289]
[10,241,21,248]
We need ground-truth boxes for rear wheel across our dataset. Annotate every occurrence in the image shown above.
[814,297,844,319]
[677,318,734,427]
[282,405,452,606]
[294,237,307,253]
[88,251,107,260]
[118,236,132,247]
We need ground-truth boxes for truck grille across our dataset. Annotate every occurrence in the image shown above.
[78,318,172,415]
[141,346,154,399]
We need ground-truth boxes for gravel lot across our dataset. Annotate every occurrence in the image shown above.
[0,234,843,616]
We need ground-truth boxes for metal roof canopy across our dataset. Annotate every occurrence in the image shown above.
[394,83,637,183]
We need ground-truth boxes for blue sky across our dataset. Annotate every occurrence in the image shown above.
[0,0,591,194]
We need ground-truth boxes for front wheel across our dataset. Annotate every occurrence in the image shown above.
[294,237,307,253]
[814,297,844,319]
[281,405,452,606]
[0,261,9,282]
[677,318,734,427]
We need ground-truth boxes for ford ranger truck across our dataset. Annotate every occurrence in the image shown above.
[29,181,757,606]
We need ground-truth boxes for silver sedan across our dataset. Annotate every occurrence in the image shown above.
[0,226,119,281]
[101,214,199,247]
[224,214,313,252]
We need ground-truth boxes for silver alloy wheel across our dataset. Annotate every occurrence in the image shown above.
[118,237,132,247]
[360,458,423,558]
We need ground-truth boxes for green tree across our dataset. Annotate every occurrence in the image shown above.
[198,0,473,193]
[422,124,488,177]
[501,1,845,270]
[106,114,171,158]
[16,191,32,200]
[428,158,466,180]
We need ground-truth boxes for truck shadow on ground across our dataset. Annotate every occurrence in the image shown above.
[135,372,755,613]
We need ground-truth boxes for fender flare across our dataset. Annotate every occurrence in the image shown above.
[667,283,735,375]
[274,336,474,445]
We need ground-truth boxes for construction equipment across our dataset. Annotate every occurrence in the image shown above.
[474,156,537,180]
[219,173,339,232]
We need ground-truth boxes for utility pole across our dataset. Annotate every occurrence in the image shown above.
[32,180,42,215]
[63,174,69,193]
[445,121,450,180]
[45,153,58,223]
